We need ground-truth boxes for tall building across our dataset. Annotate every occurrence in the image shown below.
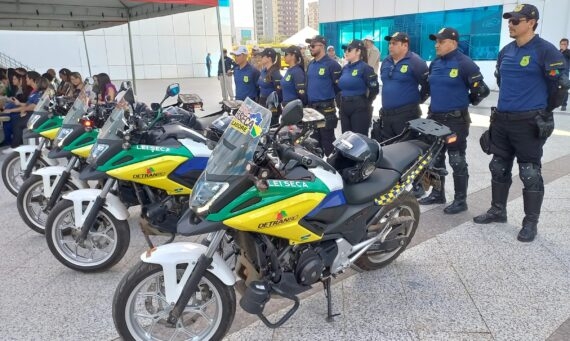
[307,1,319,30]
[254,0,304,42]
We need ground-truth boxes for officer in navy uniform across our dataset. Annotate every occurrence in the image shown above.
[473,4,570,242]
[338,39,379,136]
[377,32,429,141]
[231,46,261,101]
[419,27,490,215]
[280,45,307,106]
[305,35,342,156]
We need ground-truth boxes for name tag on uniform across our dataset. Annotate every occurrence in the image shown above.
[400,65,408,73]
[319,68,325,75]
[449,68,458,78]
[352,69,358,76]
[244,76,249,83]
[520,56,530,67]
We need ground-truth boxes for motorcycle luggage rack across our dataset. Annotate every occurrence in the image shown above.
[407,118,453,137]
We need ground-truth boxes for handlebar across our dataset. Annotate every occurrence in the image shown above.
[276,144,313,168]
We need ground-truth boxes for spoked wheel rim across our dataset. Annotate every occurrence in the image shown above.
[125,270,224,341]
[5,155,24,193]
[23,180,50,230]
[366,204,416,264]
[51,205,118,267]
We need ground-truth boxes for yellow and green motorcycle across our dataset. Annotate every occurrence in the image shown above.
[112,98,456,341]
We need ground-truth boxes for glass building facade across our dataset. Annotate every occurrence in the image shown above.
[320,5,502,61]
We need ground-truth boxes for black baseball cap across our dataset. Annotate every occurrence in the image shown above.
[341,39,365,51]
[503,3,539,20]
[284,45,302,58]
[259,48,277,60]
[429,27,459,41]
[384,32,409,42]
[305,35,327,45]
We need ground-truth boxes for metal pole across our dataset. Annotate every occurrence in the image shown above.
[82,31,92,76]
[216,5,228,100]
[127,17,137,93]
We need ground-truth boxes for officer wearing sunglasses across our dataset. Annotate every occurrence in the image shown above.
[419,27,490,215]
[474,4,570,243]
[337,39,379,136]
[305,35,342,156]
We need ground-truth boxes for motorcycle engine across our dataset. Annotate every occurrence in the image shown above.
[294,247,325,286]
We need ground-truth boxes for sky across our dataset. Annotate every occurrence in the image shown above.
[233,0,317,27]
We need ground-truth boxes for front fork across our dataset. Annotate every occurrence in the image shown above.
[167,229,226,324]
[76,178,116,244]
[23,138,46,179]
[44,156,78,211]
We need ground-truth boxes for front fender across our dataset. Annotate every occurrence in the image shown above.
[33,166,89,198]
[62,189,129,228]
[141,242,236,303]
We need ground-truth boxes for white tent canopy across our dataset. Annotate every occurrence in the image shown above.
[281,26,319,46]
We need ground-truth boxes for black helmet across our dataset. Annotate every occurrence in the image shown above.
[328,131,382,183]
[205,114,233,143]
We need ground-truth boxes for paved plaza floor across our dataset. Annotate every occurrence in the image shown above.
[0,77,569,340]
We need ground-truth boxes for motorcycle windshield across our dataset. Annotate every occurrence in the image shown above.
[86,96,129,164]
[32,89,54,115]
[62,85,93,125]
[190,98,272,209]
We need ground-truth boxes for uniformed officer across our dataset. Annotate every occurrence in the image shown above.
[337,39,379,136]
[560,38,570,111]
[377,32,429,141]
[231,46,261,101]
[281,45,307,106]
[257,48,283,125]
[305,35,342,156]
[420,27,490,215]
[473,4,569,242]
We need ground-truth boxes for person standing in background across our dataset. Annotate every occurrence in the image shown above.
[206,53,212,78]
[363,36,380,74]
[560,38,570,111]
[218,49,236,100]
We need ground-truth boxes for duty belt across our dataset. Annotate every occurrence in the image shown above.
[429,108,468,118]
[341,95,366,102]
[381,103,420,116]
[308,100,335,110]
[494,109,543,121]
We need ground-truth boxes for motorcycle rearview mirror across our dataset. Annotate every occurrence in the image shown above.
[123,88,136,105]
[265,91,280,110]
[280,99,304,126]
[120,81,131,92]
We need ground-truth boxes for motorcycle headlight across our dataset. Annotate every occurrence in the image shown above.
[87,143,109,164]
[27,114,42,130]
[190,181,229,214]
[55,128,74,147]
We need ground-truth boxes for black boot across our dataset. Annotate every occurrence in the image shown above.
[444,175,468,214]
[473,180,511,224]
[419,177,446,205]
[517,190,543,242]
[411,182,425,198]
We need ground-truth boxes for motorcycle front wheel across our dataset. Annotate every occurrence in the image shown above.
[113,261,236,341]
[354,191,419,271]
[45,199,130,272]
[1,151,48,196]
[17,175,78,234]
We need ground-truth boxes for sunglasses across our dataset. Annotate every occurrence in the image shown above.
[309,43,323,49]
[388,65,396,79]
[508,18,528,25]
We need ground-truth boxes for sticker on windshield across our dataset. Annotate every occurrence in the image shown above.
[230,105,263,137]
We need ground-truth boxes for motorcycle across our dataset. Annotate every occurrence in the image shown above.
[112,98,456,340]
[1,90,73,196]
[16,81,116,234]
[44,84,218,272]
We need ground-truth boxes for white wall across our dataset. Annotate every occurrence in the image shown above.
[0,7,232,80]
[318,0,570,90]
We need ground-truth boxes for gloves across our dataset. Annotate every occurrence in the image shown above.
[535,112,554,138]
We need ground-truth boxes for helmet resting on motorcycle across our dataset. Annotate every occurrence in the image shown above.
[205,114,233,144]
[328,131,382,184]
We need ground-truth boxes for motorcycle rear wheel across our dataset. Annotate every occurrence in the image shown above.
[45,199,130,272]
[354,192,419,271]
[1,151,48,196]
[17,175,78,234]
[113,261,236,341]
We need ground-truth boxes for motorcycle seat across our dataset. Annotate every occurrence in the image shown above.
[193,114,221,133]
[343,168,400,205]
[376,140,429,174]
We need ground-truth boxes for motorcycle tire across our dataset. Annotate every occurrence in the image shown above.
[354,192,419,271]
[2,151,48,196]
[17,175,78,234]
[113,261,236,341]
[45,199,130,272]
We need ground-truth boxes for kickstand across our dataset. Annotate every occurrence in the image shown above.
[323,277,340,322]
